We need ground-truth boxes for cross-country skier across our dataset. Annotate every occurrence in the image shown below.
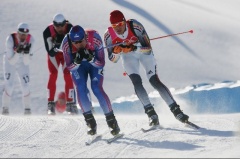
[2,23,34,115]
[61,25,121,136]
[104,10,189,126]
[43,13,77,115]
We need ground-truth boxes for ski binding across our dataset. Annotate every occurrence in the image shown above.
[141,125,161,133]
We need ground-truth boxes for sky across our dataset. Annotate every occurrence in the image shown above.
[0,0,239,158]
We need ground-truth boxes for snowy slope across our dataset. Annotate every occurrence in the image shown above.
[0,114,239,158]
[0,0,240,158]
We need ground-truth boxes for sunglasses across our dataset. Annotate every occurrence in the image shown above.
[112,21,125,28]
[53,21,66,27]
[18,28,29,34]
[72,39,84,44]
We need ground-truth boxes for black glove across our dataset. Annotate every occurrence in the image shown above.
[74,52,83,64]
[23,43,31,54]
[15,45,24,53]
[53,34,64,49]
[78,48,95,61]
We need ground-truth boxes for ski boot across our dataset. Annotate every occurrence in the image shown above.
[2,107,9,115]
[144,105,160,126]
[47,101,56,115]
[106,113,120,136]
[84,113,97,135]
[24,108,31,115]
[66,102,78,115]
[170,103,189,123]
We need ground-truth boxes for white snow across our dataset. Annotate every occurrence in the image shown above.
[0,0,240,158]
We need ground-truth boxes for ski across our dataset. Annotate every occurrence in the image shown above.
[107,133,124,144]
[185,121,200,130]
[85,134,102,146]
[141,125,161,133]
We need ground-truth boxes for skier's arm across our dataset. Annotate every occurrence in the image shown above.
[43,27,58,57]
[90,32,105,68]
[5,35,20,65]
[61,37,79,72]
[23,35,34,65]
[131,20,152,54]
[104,31,120,63]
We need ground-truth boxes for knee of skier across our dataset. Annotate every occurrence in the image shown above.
[129,74,143,87]
[149,74,161,88]
[22,87,30,97]
[91,81,102,96]
[4,85,14,96]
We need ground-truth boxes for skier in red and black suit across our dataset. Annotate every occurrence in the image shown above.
[43,13,77,115]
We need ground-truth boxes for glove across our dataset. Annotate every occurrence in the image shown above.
[53,34,64,49]
[74,52,83,64]
[23,43,31,54]
[78,48,95,61]
[113,45,137,54]
[113,46,122,54]
[15,45,24,53]
[121,45,137,53]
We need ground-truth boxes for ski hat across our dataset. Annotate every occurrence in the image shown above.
[17,23,29,34]
[69,25,85,42]
[53,13,66,25]
[57,91,66,99]
[110,10,125,24]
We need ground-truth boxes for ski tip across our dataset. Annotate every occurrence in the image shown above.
[185,121,200,129]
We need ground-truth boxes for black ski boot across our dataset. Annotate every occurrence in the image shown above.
[106,113,120,136]
[2,107,9,115]
[66,102,78,115]
[47,101,56,115]
[24,108,31,115]
[170,103,189,123]
[84,113,97,135]
[144,105,160,126]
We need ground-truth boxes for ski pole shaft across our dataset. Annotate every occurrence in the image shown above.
[150,30,193,40]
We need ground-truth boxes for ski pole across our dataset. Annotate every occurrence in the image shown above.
[150,30,193,40]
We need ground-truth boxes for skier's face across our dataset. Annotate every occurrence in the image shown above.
[17,32,28,42]
[54,24,66,35]
[112,21,126,35]
[72,38,87,50]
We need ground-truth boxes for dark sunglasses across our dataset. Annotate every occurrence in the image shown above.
[72,39,84,44]
[53,20,66,27]
[18,28,29,34]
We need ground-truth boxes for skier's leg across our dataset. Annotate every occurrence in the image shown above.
[90,67,112,114]
[105,111,120,135]
[17,64,31,114]
[2,61,15,114]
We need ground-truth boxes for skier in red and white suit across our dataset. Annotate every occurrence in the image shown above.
[2,23,34,115]
[43,13,77,115]
[104,10,190,125]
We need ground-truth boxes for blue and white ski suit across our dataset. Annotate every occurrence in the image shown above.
[61,29,113,115]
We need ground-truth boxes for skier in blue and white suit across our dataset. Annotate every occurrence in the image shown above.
[61,25,120,136]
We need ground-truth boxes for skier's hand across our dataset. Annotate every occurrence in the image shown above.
[74,52,83,64]
[121,45,137,53]
[113,46,122,54]
[23,43,31,54]
[78,48,95,62]
[15,44,24,53]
